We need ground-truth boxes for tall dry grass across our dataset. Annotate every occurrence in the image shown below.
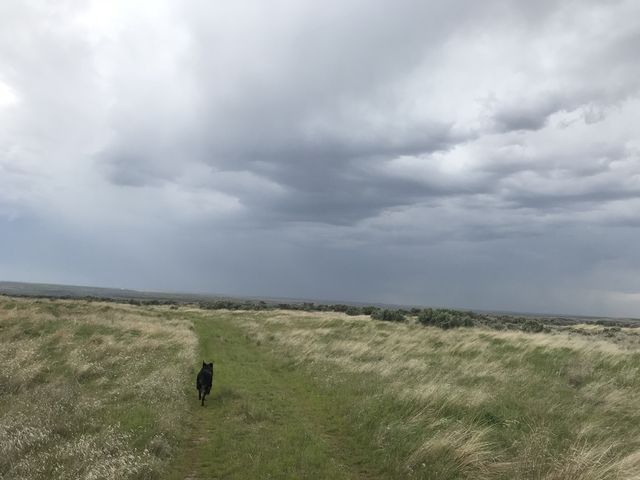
[0,296,197,480]
[235,310,640,479]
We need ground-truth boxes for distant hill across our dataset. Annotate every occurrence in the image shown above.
[1,280,637,326]
[0,280,210,302]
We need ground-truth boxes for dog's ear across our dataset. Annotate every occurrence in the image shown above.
[209,362,214,368]
[202,361,206,367]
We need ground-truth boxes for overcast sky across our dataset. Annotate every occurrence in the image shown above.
[1,1,640,316]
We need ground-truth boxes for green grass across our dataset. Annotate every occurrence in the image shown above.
[182,309,640,479]
[4,297,640,479]
[0,297,196,480]
[168,312,380,479]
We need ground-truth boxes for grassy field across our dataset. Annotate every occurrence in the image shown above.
[3,296,640,479]
[232,310,640,479]
[0,297,196,479]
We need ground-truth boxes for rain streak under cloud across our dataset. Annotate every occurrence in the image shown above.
[1,0,640,316]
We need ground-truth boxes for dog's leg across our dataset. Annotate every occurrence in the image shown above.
[201,392,205,406]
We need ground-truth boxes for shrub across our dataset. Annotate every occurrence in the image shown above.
[362,306,379,315]
[418,309,475,329]
[371,309,406,322]
[521,319,544,333]
[344,306,363,316]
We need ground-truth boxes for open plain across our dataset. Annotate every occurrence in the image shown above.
[2,296,640,479]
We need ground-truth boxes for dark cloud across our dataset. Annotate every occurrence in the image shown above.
[492,96,564,132]
[1,0,640,316]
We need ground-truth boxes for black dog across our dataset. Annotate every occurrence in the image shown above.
[196,361,214,406]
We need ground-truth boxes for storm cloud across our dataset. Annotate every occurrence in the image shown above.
[1,0,640,316]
